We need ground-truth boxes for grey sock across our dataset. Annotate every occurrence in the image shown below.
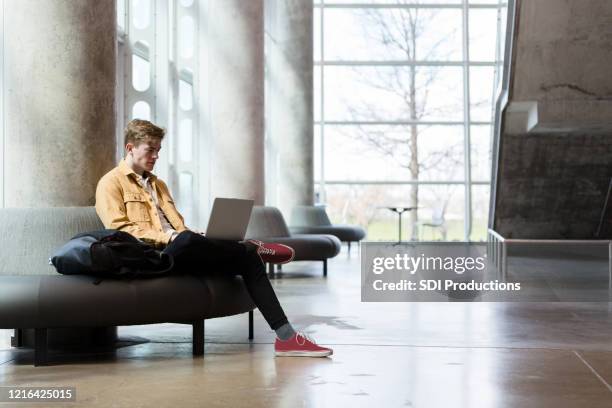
[275,322,296,341]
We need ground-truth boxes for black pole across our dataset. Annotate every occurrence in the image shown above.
[398,211,402,242]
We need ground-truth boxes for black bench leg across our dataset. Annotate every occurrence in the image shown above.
[348,241,351,255]
[192,320,204,356]
[11,329,23,347]
[34,328,48,367]
[323,259,327,277]
[248,310,254,340]
[268,263,275,278]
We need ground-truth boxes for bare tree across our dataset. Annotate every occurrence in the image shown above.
[340,2,464,239]
[327,184,388,229]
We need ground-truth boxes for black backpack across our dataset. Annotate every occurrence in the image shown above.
[50,229,174,284]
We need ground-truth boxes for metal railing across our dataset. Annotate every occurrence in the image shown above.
[487,229,612,292]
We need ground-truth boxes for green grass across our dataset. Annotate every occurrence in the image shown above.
[363,219,489,242]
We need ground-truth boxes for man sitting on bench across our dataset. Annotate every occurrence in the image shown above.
[95,119,332,357]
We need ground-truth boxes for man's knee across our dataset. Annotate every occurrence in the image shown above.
[176,230,205,246]
[243,251,266,274]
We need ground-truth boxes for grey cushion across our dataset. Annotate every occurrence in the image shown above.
[0,274,253,329]
[290,205,333,227]
[246,206,291,238]
[246,206,341,261]
[289,206,366,242]
[0,207,255,329]
[0,207,104,276]
[289,225,366,242]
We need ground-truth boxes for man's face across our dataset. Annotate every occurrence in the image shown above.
[127,138,162,173]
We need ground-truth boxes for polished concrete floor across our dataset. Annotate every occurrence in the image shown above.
[2,247,612,407]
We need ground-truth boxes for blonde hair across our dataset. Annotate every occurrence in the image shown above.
[124,119,165,147]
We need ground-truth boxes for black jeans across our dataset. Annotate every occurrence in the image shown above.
[163,230,289,330]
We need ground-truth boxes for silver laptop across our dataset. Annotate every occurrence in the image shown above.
[205,198,254,240]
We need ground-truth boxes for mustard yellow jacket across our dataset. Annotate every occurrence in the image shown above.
[95,159,188,248]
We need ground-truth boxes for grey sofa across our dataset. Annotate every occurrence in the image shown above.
[289,206,366,254]
[245,206,341,276]
[0,207,255,366]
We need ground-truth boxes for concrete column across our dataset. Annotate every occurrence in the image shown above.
[493,0,612,238]
[205,0,265,205]
[3,0,116,207]
[507,0,612,134]
[265,0,314,218]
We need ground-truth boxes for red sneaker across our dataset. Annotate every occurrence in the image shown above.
[247,239,295,264]
[275,332,333,357]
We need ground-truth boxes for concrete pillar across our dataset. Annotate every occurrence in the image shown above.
[265,0,314,218]
[3,0,116,207]
[493,0,612,238]
[507,0,612,134]
[205,0,265,205]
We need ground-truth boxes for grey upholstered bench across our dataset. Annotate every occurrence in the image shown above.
[289,205,366,254]
[0,207,255,366]
[245,206,341,276]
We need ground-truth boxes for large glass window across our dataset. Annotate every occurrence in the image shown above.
[315,0,508,241]
[118,0,199,227]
